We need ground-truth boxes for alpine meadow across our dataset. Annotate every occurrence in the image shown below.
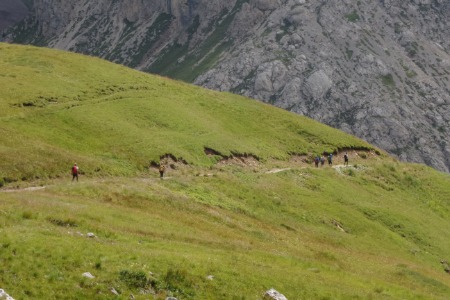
[0,43,449,299]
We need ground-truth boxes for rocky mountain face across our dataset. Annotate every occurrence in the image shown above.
[2,0,450,172]
[0,0,29,31]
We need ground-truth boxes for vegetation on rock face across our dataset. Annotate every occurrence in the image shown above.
[0,44,449,299]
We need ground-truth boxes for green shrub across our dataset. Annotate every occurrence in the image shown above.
[345,10,360,22]
[164,268,195,296]
[22,211,33,219]
[346,168,356,177]
[381,74,395,89]
[119,270,147,288]
[47,217,78,227]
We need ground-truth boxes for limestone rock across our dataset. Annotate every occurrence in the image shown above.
[254,60,288,100]
[304,70,333,100]
[82,272,95,279]
[251,0,281,11]
[264,288,288,300]
[110,287,120,296]
[0,289,15,300]
[0,0,29,31]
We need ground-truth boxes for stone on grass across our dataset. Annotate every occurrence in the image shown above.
[82,272,95,279]
[110,287,119,296]
[0,289,15,300]
[87,232,96,238]
[264,288,288,300]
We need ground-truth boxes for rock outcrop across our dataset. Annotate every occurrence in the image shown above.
[0,288,15,300]
[264,288,288,300]
[2,0,450,172]
[0,0,29,31]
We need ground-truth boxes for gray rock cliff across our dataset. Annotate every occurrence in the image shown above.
[0,0,29,31]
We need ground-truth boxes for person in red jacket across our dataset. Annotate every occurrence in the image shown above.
[72,163,79,182]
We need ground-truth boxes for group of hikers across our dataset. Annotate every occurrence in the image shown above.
[71,153,350,181]
[314,152,349,168]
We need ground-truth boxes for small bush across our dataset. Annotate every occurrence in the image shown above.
[47,217,78,227]
[22,211,33,219]
[359,153,367,159]
[164,268,195,296]
[345,10,360,22]
[346,168,356,177]
[381,74,395,89]
[119,270,147,288]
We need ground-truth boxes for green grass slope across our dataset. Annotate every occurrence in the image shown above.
[0,43,449,299]
[0,43,372,182]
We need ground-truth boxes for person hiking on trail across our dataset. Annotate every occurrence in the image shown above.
[328,153,333,166]
[159,164,166,178]
[320,155,325,166]
[344,152,349,166]
[71,163,79,182]
[314,156,320,167]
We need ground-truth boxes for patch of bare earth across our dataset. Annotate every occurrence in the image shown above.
[289,154,310,166]
[205,147,260,168]
[1,186,45,193]
[265,168,291,174]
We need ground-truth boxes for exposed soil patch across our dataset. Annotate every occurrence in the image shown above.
[266,168,291,174]
[149,153,188,170]
[204,147,221,157]
[289,154,311,165]
[1,186,45,193]
[217,155,260,168]
[332,149,380,165]
[290,149,379,168]
[205,147,260,167]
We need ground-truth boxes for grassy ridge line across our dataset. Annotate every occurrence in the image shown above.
[0,43,373,182]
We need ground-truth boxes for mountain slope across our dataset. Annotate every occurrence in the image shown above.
[0,0,29,31]
[2,0,449,173]
[0,43,449,299]
[0,42,372,181]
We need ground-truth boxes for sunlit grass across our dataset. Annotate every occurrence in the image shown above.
[0,43,449,299]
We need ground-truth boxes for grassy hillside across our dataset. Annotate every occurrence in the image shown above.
[0,43,373,182]
[0,43,449,299]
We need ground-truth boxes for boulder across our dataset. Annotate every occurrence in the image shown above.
[0,289,15,300]
[82,272,95,279]
[264,288,288,300]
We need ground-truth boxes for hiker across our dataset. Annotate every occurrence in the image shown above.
[314,156,320,167]
[159,164,166,178]
[328,153,333,166]
[320,155,325,166]
[71,163,79,182]
[344,152,349,166]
